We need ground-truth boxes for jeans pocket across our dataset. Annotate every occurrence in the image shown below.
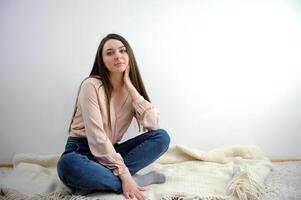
[63,142,80,155]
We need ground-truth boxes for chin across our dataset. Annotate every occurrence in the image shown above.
[114,68,126,73]
[120,66,127,72]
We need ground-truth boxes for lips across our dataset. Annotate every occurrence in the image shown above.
[115,62,125,66]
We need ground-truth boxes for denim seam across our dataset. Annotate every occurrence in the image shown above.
[123,139,148,164]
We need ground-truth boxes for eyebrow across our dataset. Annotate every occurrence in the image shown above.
[105,46,126,52]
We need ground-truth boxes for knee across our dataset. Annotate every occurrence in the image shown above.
[153,129,170,152]
[57,155,69,183]
[57,153,74,171]
[57,153,79,181]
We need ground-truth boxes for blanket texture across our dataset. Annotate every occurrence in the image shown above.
[0,145,272,200]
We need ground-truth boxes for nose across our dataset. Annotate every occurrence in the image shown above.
[114,51,121,60]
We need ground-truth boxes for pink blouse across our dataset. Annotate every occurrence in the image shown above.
[69,77,159,176]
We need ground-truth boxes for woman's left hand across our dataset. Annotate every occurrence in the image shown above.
[123,65,141,100]
[123,65,132,89]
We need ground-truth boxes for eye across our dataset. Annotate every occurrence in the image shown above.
[120,49,127,53]
[106,51,113,56]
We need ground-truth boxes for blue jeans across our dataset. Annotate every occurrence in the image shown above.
[57,129,170,194]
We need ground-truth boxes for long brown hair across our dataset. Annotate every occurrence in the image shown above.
[68,33,150,132]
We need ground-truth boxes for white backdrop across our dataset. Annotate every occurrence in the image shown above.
[0,0,300,162]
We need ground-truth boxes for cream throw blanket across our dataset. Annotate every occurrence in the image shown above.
[0,145,272,200]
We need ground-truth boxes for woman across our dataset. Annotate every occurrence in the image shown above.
[57,33,170,200]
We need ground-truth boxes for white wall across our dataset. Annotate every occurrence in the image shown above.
[0,0,300,162]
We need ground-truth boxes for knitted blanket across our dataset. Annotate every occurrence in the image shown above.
[0,145,272,200]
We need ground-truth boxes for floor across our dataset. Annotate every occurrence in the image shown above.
[263,161,301,199]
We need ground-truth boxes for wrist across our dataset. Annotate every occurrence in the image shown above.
[125,83,141,100]
[125,79,134,91]
[119,172,132,182]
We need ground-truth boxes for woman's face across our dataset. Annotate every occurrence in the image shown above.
[102,39,129,74]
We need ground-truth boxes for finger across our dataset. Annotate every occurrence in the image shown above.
[134,191,145,200]
[124,192,130,199]
[129,193,135,199]
[139,186,146,191]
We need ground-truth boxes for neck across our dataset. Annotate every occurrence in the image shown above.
[109,72,124,91]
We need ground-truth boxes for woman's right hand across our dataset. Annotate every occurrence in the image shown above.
[120,173,146,200]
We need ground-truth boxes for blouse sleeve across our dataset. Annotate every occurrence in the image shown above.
[78,80,129,176]
[132,95,160,130]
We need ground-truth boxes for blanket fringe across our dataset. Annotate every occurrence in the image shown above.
[160,194,225,200]
[0,188,89,200]
[226,167,265,200]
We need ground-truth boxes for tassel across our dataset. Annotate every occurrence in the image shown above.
[226,166,265,200]
[160,194,225,200]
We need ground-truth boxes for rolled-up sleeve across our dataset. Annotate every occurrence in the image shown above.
[78,81,129,176]
[132,95,160,130]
